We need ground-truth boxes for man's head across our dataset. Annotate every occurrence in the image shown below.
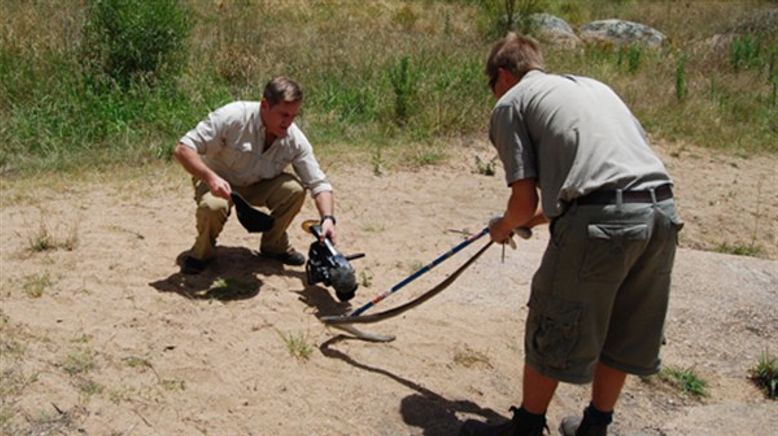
[261,76,303,140]
[485,32,544,97]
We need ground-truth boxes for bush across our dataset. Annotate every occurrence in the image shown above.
[81,0,191,87]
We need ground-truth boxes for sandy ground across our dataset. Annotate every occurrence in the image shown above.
[0,140,776,435]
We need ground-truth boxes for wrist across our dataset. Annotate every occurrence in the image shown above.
[320,215,336,225]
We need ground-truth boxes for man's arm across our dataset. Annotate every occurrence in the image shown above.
[489,178,547,243]
[173,143,232,199]
[313,190,337,244]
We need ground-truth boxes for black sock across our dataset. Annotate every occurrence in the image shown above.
[515,406,546,426]
[583,403,613,426]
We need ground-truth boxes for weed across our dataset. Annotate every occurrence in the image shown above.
[359,270,373,288]
[276,330,313,361]
[660,365,708,397]
[26,219,79,252]
[408,144,445,167]
[123,356,152,369]
[160,379,186,391]
[474,155,497,176]
[453,345,493,369]
[676,54,687,102]
[730,34,763,72]
[407,260,424,274]
[76,378,103,397]
[61,349,96,376]
[22,273,52,298]
[388,55,419,125]
[715,243,763,257]
[393,4,419,31]
[618,44,643,73]
[749,351,778,399]
[28,221,56,252]
[371,145,384,176]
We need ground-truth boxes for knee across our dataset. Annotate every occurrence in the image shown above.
[198,193,230,215]
[279,176,306,205]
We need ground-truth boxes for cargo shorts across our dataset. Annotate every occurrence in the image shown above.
[524,197,683,384]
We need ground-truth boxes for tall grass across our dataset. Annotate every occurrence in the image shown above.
[0,0,776,175]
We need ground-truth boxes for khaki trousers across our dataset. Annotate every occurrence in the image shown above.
[190,173,306,260]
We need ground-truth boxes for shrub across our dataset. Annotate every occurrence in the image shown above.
[388,55,419,125]
[81,0,191,87]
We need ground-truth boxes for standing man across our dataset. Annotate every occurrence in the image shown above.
[460,33,683,436]
[174,76,337,274]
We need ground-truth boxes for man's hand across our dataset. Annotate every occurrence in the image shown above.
[320,219,337,245]
[488,216,514,245]
[206,173,232,200]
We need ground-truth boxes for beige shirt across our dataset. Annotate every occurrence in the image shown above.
[490,70,671,217]
[179,101,333,195]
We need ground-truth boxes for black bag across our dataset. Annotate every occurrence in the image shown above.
[231,193,274,233]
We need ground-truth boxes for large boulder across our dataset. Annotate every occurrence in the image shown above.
[529,13,581,48]
[580,19,666,48]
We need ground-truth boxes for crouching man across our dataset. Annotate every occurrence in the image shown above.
[174,76,337,274]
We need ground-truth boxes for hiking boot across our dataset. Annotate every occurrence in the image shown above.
[459,406,547,436]
[181,256,212,275]
[558,416,607,436]
[260,248,306,266]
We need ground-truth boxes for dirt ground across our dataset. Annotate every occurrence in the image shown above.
[0,139,776,435]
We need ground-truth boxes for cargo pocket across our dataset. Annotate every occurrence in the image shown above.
[579,223,648,282]
[527,293,582,370]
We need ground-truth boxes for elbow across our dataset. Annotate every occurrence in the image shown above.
[173,143,188,162]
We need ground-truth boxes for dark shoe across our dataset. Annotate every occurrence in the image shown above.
[181,256,212,275]
[459,406,547,436]
[558,416,607,436]
[260,249,306,266]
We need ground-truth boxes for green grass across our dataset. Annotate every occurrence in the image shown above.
[276,329,314,361]
[660,365,709,398]
[749,351,778,399]
[715,243,764,257]
[0,1,776,175]
[61,349,96,376]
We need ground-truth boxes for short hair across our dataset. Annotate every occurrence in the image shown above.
[263,76,303,106]
[485,32,545,84]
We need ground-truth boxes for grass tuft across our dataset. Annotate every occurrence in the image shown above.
[61,349,96,376]
[749,351,778,399]
[22,273,52,298]
[276,329,314,361]
[660,365,708,398]
[715,242,763,257]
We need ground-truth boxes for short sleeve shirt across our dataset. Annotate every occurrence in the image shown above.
[179,101,333,195]
[489,71,672,218]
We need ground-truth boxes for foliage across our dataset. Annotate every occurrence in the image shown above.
[388,55,419,124]
[715,242,763,257]
[749,351,778,399]
[81,0,191,87]
[0,0,776,174]
[660,366,708,398]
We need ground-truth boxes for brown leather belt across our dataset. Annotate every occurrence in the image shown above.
[575,184,673,205]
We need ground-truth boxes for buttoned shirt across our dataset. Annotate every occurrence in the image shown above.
[179,101,333,195]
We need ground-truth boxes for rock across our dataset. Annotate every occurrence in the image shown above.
[580,19,666,48]
[529,13,581,48]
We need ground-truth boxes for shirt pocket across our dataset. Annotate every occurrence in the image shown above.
[222,142,255,173]
[578,223,648,283]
